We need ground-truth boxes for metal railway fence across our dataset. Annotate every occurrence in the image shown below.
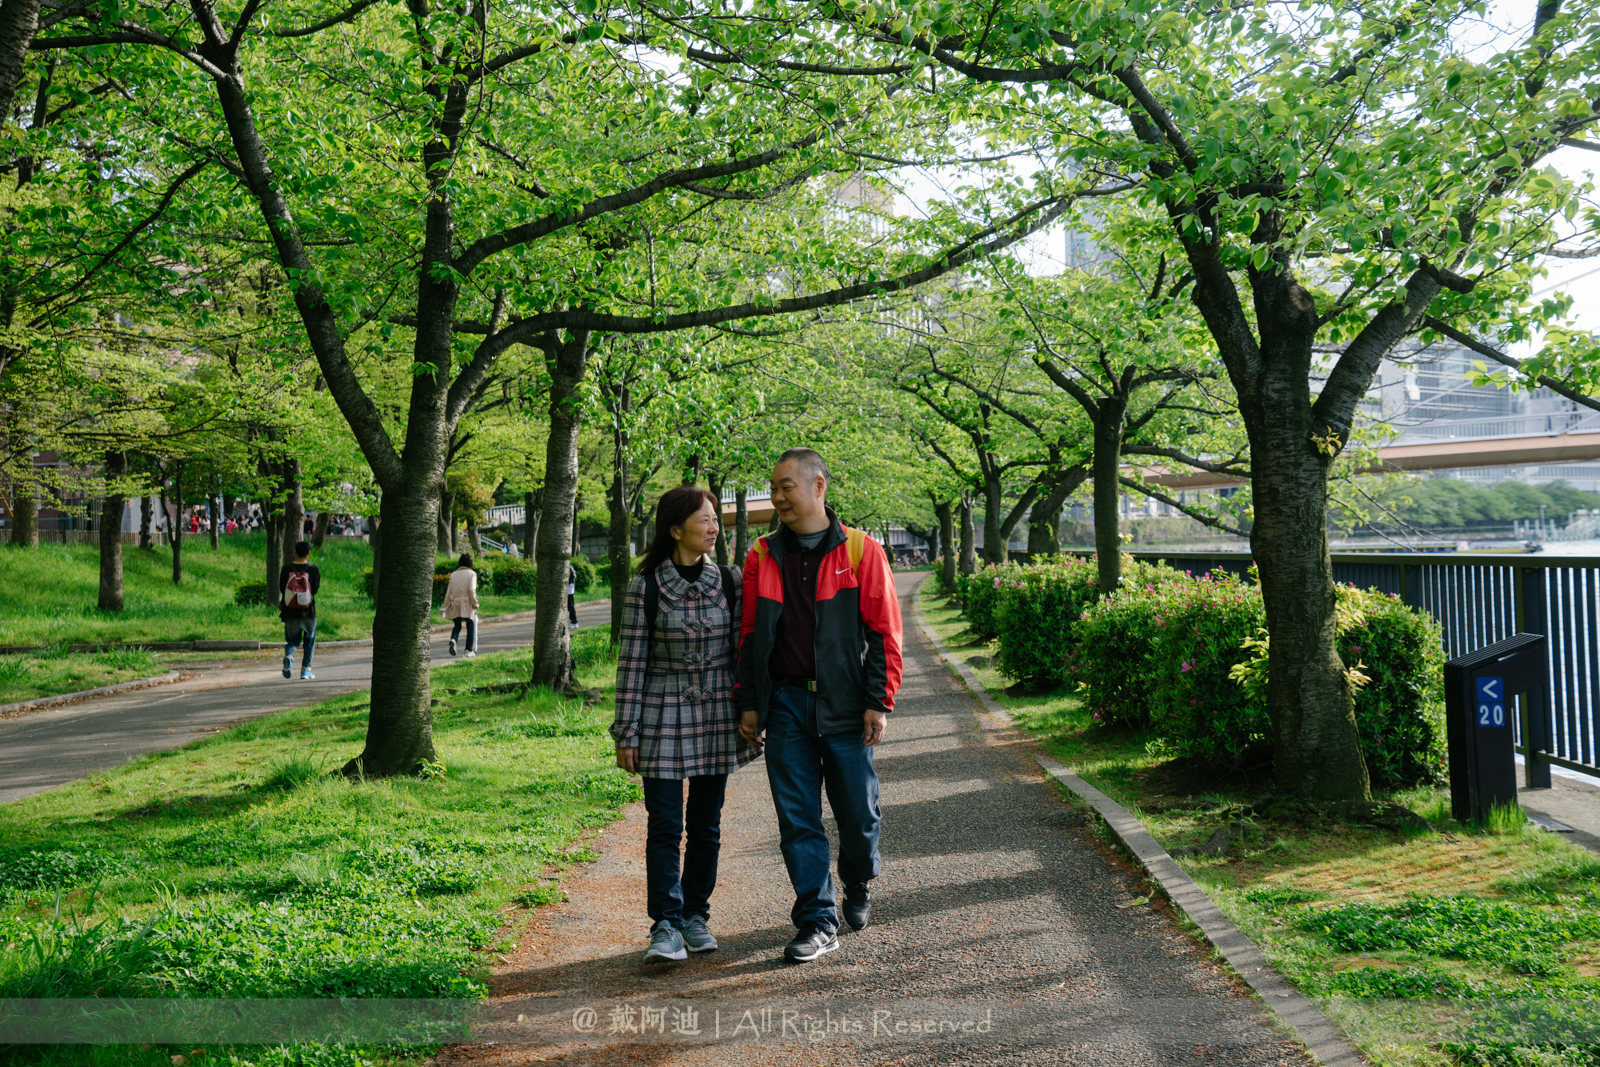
[1114,550,1600,779]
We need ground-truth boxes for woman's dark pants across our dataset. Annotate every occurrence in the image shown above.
[641,774,729,927]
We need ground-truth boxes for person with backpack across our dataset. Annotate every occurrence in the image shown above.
[279,540,321,680]
[733,448,903,963]
[566,562,579,629]
[611,486,758,963]
[442,553,479,658]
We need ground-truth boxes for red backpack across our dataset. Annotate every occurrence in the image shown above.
[283,570,313,608]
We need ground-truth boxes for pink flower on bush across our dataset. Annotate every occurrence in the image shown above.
[1181,660,1193,672]
[1191,698,1197,706]
[993,577,1001,588]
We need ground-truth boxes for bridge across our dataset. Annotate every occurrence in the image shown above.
[1142,411,1600,489]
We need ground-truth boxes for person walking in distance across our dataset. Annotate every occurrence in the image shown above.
[612,487,760,962]
[443,553,479,658]
[567,562,579,629]
[735,448,903,963]
[279,540,320,680]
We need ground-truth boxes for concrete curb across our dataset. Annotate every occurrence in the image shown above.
[912,578,1369,1067]
[0,671,183,718]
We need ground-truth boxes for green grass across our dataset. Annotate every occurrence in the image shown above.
[917,582,1600,1067]
[0,627,627,1067]
[0,535,613,701]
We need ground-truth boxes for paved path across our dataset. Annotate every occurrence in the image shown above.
[441,574,1313,1066]
[1520,770,1600,855]
[0,599,614,804]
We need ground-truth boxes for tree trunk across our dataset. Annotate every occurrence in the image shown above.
[10,481,36,546]
[346,481,441,777]
[265,508,281,595]
[0,0,42,136]
[980,470,1006,564]
[98,451,126,611]
[708,475,728,565]
[313,509,329,548]
[369,512,382,601]
[523,488,539,561]
[1092,401,1128,596]
[935,499,956,591]
[529,330,591,692]
[438,482,453,555]
[608,445,632,645]
[139,494,152,550]
[1028,468,1086,558]
[958,490,976,575]
[170,463,184,585]
[281,458,304,564]
[209,489,221,549]
[735,488,749,566]
[466,520,480,555]
[571,492,583,557]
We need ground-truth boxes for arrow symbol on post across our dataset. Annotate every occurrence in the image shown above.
[1481,679,1501,699]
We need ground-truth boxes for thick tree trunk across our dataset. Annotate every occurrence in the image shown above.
[10,482,36,546]
[466,520,480,555]
[0,0,42,132]
[958,491,976,575]
[980,471,1006,564]
[98,451,126,611]
[608,453,631,645]
[1092,402,1127,595]
[139,494,152,550]
[935,500,956,590]
[369,512,382,601]
[1028,468,1085,557]
[281,458,304,564]
[571,492,583,557]
[170,464,184,585]
[530,331,591,692]
[313,509,329,548]
[735,488,749,565]
[346,482,441,777]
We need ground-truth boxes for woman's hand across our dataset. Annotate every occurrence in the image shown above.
[615,746,639,773]
[737,710,762,745]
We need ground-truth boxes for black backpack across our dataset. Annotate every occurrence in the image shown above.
[642,564,739,664]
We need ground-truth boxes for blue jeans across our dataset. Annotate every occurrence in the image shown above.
[641,774,729,927]
[450,617,476,652]
[283,617,316,670]
[763,685,882,932]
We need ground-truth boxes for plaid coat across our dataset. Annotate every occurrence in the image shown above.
[611,560,762,778]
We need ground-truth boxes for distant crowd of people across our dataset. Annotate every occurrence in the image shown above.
[172,503,368,539]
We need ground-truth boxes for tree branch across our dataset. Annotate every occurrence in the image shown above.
[1119,476,1249,537]
[1421,315,1600,415]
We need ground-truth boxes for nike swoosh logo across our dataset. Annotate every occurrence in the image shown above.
[836,568,852,575]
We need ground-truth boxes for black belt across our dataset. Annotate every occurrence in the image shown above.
[773,675,817,692]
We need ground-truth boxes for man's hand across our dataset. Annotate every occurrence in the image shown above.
[738,710,762,745]
[615,746,639,774]
[863,709,887,747]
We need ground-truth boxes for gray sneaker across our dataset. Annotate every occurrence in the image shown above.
[281,655,292,679]
[644,920,686,962]
[681,917,718,953]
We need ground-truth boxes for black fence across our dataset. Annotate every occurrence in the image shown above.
[1111,550,1600,779]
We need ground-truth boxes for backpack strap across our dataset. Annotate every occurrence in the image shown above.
[717,564,738,661]
[844,526,867,573]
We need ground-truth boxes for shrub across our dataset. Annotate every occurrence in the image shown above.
[233,580,270,607]
[487,556,536,595]
[569,555,600,593]
[1067,563,1446,784]
[955,563,1015,639]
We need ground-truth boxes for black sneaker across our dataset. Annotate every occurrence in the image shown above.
[842,883,871,931]
[784,923,838,963]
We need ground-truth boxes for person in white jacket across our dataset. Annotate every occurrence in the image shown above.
[443,553,480,657]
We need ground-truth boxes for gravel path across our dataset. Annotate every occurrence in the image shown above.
[442,574,1314,1066]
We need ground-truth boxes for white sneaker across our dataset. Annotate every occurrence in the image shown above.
[465,650,476,658]
[449,638,457,656]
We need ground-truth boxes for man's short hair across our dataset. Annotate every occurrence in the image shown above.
[777,447,830,487]
[294,540,313,558]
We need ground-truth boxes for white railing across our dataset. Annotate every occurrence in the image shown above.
[1390,411,1600,444]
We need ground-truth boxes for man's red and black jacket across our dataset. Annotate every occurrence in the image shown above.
[734,508,904,735]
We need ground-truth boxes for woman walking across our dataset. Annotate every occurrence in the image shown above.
[443,553,479,657]
[612,486,759,962]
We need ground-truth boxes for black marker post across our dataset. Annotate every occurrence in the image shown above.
[1443,633,1549,825]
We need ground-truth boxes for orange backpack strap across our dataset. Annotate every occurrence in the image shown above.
[754,535,770,561]
[845,527,867,573]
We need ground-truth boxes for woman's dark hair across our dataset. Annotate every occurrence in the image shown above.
[638,486,720,576]
[457,553,474,569]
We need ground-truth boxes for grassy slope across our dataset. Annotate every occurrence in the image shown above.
[0,628,629,1067]
[0,536,607,702]
[919,586,1600,1067]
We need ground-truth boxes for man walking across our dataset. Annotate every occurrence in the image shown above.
[279,540,320,680]
[735,448,903,963]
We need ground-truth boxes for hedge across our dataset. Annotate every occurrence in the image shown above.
[1065,567,1446,785]
[233,580,269,607]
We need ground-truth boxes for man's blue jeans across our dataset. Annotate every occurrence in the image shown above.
[641,774,729,928]
[283,617,316,671]
[763,685,882,932]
